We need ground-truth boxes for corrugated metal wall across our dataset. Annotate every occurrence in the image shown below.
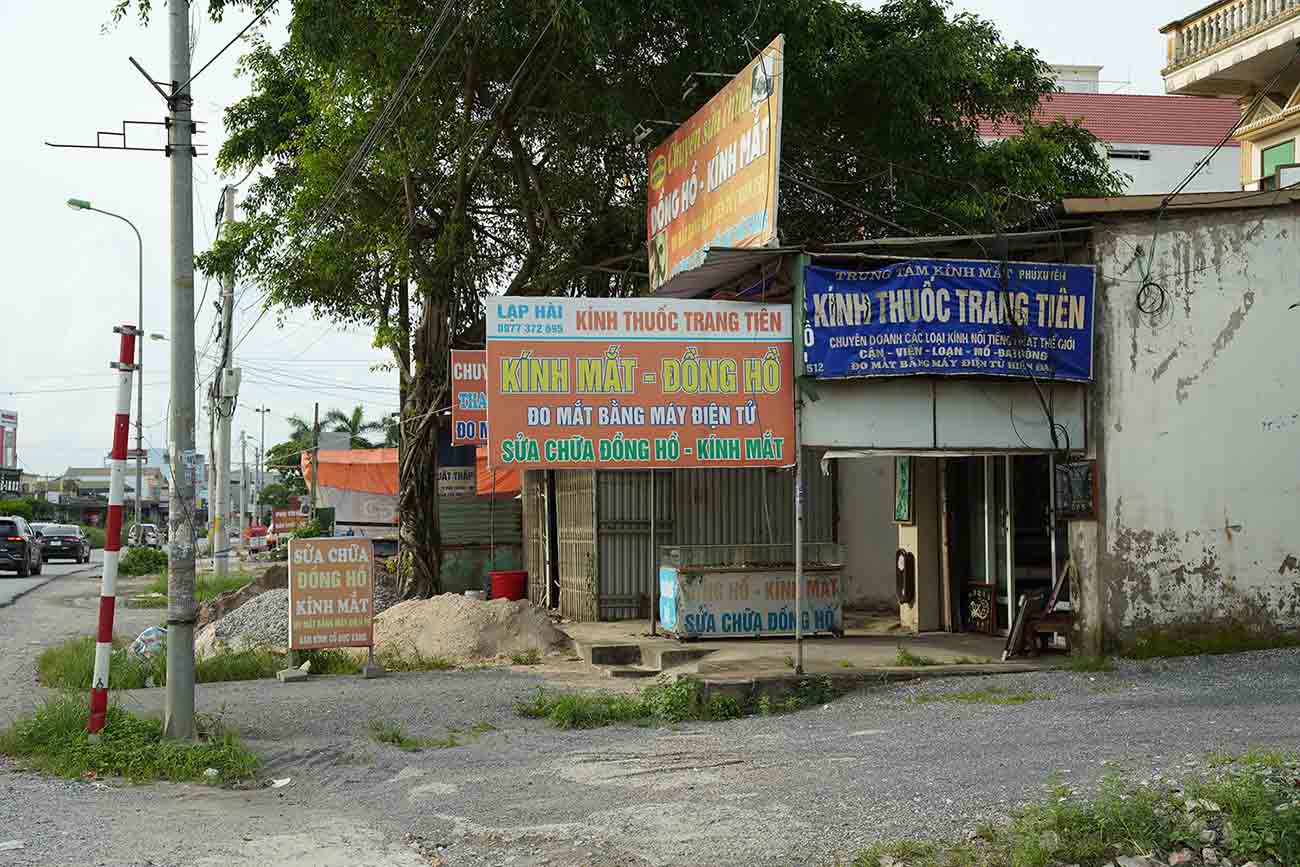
[555,470,598,621]
[672,449,834,546]
[441,498,522,545]
[595,470,672,621]
[521,471,548,607]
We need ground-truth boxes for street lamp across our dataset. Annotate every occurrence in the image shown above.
[69,197,146,539]
[252,406,271,522]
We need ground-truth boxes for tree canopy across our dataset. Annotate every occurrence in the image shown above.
[165,0,1123,595]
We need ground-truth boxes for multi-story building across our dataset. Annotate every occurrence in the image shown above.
[978,88,1242,195]
[1161,0,1300,190]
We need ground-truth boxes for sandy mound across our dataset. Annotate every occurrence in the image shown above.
[374,594,570,662]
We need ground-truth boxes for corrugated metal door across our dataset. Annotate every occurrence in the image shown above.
[596,470,673,621]
[555,470,598,621]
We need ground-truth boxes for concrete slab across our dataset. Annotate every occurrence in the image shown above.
[560,616,1054,682]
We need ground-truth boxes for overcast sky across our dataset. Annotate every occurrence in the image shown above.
[1,0,1193,476]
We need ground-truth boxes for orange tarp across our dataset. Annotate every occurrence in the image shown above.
[476,447,522,496]
[302,448,398,496]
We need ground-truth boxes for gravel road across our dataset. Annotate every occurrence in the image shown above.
[3,572,1300,867]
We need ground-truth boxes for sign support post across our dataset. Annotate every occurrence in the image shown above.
[793,392,804,675]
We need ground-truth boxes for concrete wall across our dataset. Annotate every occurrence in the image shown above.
[898,458,943,632]
[836,456,897,609]
[1088,204,1300,644]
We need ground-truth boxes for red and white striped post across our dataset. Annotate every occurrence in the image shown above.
[88,325,138,735]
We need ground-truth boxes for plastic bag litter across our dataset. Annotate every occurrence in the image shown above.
[129,626,167,664]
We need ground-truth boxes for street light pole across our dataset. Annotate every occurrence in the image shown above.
[253,406,270,522]
[66,198,144,539]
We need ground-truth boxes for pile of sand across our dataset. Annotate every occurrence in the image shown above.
[374,594,570,661]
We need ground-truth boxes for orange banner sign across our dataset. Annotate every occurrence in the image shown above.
[451,349,487,445]
[647,35,785,292]
[486,298,794,470]
[287,538,374,651]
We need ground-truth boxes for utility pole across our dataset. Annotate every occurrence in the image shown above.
[309,402,319,518]
[214,186,237,579]
[240,431,248,555]
[164,0,198,741]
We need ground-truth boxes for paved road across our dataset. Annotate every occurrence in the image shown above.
[2,570,1300,867]
[0,549,100,607]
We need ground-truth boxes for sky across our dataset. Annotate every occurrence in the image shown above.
[0,0,1196,476]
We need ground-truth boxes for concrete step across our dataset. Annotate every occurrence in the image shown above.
[604,666,660,679]
[641,646,716,671]
[578,642,643,667]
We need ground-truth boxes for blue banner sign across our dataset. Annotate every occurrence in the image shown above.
[803,260,1095,382]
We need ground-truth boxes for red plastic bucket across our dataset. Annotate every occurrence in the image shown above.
[489,570,528,601]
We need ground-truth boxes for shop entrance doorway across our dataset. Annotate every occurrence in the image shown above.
[944,455,1067,635]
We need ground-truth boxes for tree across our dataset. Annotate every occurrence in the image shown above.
[264,441,309,495]
[183,0,1120,598]
[324,405,384,449]
[258,482,294,509]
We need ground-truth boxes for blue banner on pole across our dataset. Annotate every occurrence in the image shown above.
[802,260,1095,382]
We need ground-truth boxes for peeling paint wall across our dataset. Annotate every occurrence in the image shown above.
[1091,205,1300,641]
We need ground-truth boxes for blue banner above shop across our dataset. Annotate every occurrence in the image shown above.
[803,260,1095,382]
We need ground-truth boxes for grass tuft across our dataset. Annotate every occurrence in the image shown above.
[1058,654,1117,673]
[368,719,423,751]
[0,692,258,784]
[509,648,542,666]
[37,637,162,690]
[368,718,499,752]
[913,686,1053,706]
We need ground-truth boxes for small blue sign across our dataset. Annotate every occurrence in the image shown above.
[803,260,1095,382]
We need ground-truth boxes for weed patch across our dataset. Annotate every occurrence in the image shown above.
[509,648,542,666]
[0,692,258,784]
[1123,622,1300,660]
[913,686,1052,706]
[518,675,839,730]
[894,647,942,667]
[37,637,161,690]
[376,645,458,672]
[119,547,168,577]
[851,754,1300,867]
[368,718,497,752]
[1058,654,1117,673]
[145,572,254,603]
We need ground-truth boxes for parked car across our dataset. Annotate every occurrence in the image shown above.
[129,523,161,549]
[32,523,91,564]
[0,516,43,577]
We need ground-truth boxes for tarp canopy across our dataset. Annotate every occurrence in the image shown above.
[302,448,397,496]
[476,447,522,496]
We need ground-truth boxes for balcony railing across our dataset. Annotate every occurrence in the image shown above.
[1165,0,1300,71]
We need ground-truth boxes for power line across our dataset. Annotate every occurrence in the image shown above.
[178,0,278,95]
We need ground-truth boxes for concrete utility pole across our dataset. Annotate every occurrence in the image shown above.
[164,0,198,740]
[215,186,237,577]
[309,402,320,518]
[240,431,248,554]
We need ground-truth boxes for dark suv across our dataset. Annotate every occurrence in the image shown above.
[0,516,43,577]
[32,523,91,564]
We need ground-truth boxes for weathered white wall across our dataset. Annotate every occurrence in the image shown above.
[1107,142,1240,195]
[835,456,898,609]
[1090,204,1300,640]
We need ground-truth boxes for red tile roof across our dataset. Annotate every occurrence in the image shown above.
[977,92,1241,148]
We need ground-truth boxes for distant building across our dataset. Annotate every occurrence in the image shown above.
[0,410,17,470]
[1161,1,1300,190]
[978,91,1241,194]
[1050,64,1103,94]
[62,465,169,523]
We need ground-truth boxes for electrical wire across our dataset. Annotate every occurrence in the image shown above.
[178,0,278,95]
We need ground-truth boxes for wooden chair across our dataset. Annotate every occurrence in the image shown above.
[1003,560,1075,659]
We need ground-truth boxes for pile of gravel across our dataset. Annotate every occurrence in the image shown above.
[374,581,401,616]
[202,588,289,655]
